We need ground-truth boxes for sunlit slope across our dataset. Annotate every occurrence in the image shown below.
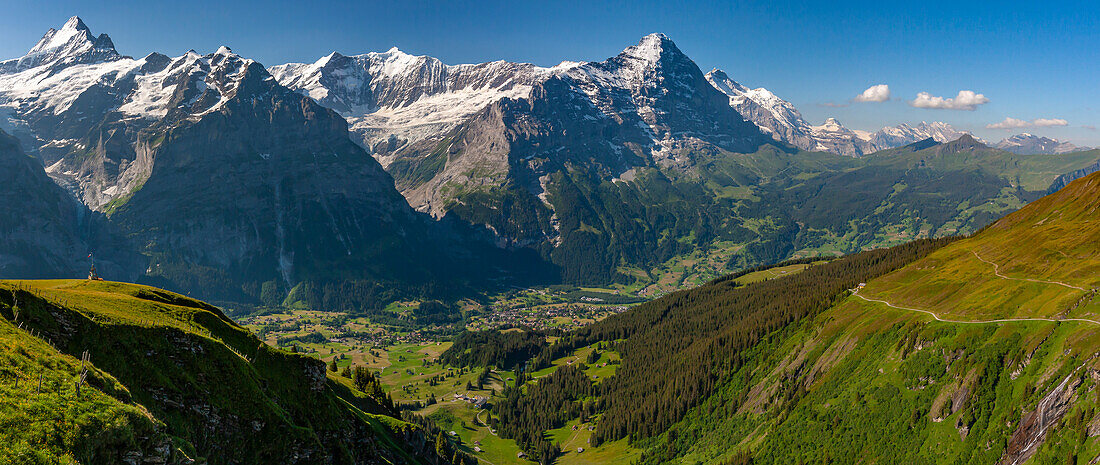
[0,310,173,463]
[0,279,463,465]
[861,170,1100,321]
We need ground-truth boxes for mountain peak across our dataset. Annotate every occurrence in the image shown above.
[92,33,115,51]
[705,68,732,83]
[621,32,682,64]
[62,15,89,32]
[29,16,94,55]
[817,117,847,131]
[705,68,750,97]
[939,133,988,154]
[6,16,121,72]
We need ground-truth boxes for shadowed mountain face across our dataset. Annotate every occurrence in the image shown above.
[0,128,88,277]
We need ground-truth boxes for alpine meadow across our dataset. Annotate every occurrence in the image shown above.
[1,2,1099,464]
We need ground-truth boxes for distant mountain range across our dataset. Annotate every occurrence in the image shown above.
[704,69,973,156]
[1,18,1098,301]
[993,132,1092,154]
[268,37,986,161]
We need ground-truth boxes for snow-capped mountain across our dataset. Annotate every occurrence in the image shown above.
[269,49,570,166]
[0,16,120,74]
[0,16,511,300]
[0,36,277,209]
[864,121,972,152]
[272,34,765,172]
[5,20,1096,292]
[274,33,767,213]
[994,133,1091,155]
[703,69,823,152]
[706,68,873,156]
[808,117,871,156]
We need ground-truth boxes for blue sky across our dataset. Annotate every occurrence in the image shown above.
[1,0,1097,145]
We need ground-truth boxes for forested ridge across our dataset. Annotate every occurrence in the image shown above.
[569,237,957,442]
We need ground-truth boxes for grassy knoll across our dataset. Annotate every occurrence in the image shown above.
[730,261,824,286]
[548,419,640,465]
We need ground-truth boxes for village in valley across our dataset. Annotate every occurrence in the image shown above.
[228,284,646,464]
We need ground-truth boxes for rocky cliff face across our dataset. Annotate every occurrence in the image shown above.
[0,128,88,277]
[1046,157,1100,194]
[269,49,559,167]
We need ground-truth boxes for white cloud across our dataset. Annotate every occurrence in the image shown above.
[853,84,890,102]
[986,117,1069,129]
[909,90,989,110]
[1032,118,1069,127]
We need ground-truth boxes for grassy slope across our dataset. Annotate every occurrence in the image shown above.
[864,169,1100,321]
[0,315,173,464]
[0,280,452,465]
[643,171,1100,464]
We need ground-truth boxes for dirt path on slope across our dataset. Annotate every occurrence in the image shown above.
[854,294,1100,326]
[971,250,1088,291]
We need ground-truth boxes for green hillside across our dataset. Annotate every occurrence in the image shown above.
[629,171,1100,464]
[0,280,472,465]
